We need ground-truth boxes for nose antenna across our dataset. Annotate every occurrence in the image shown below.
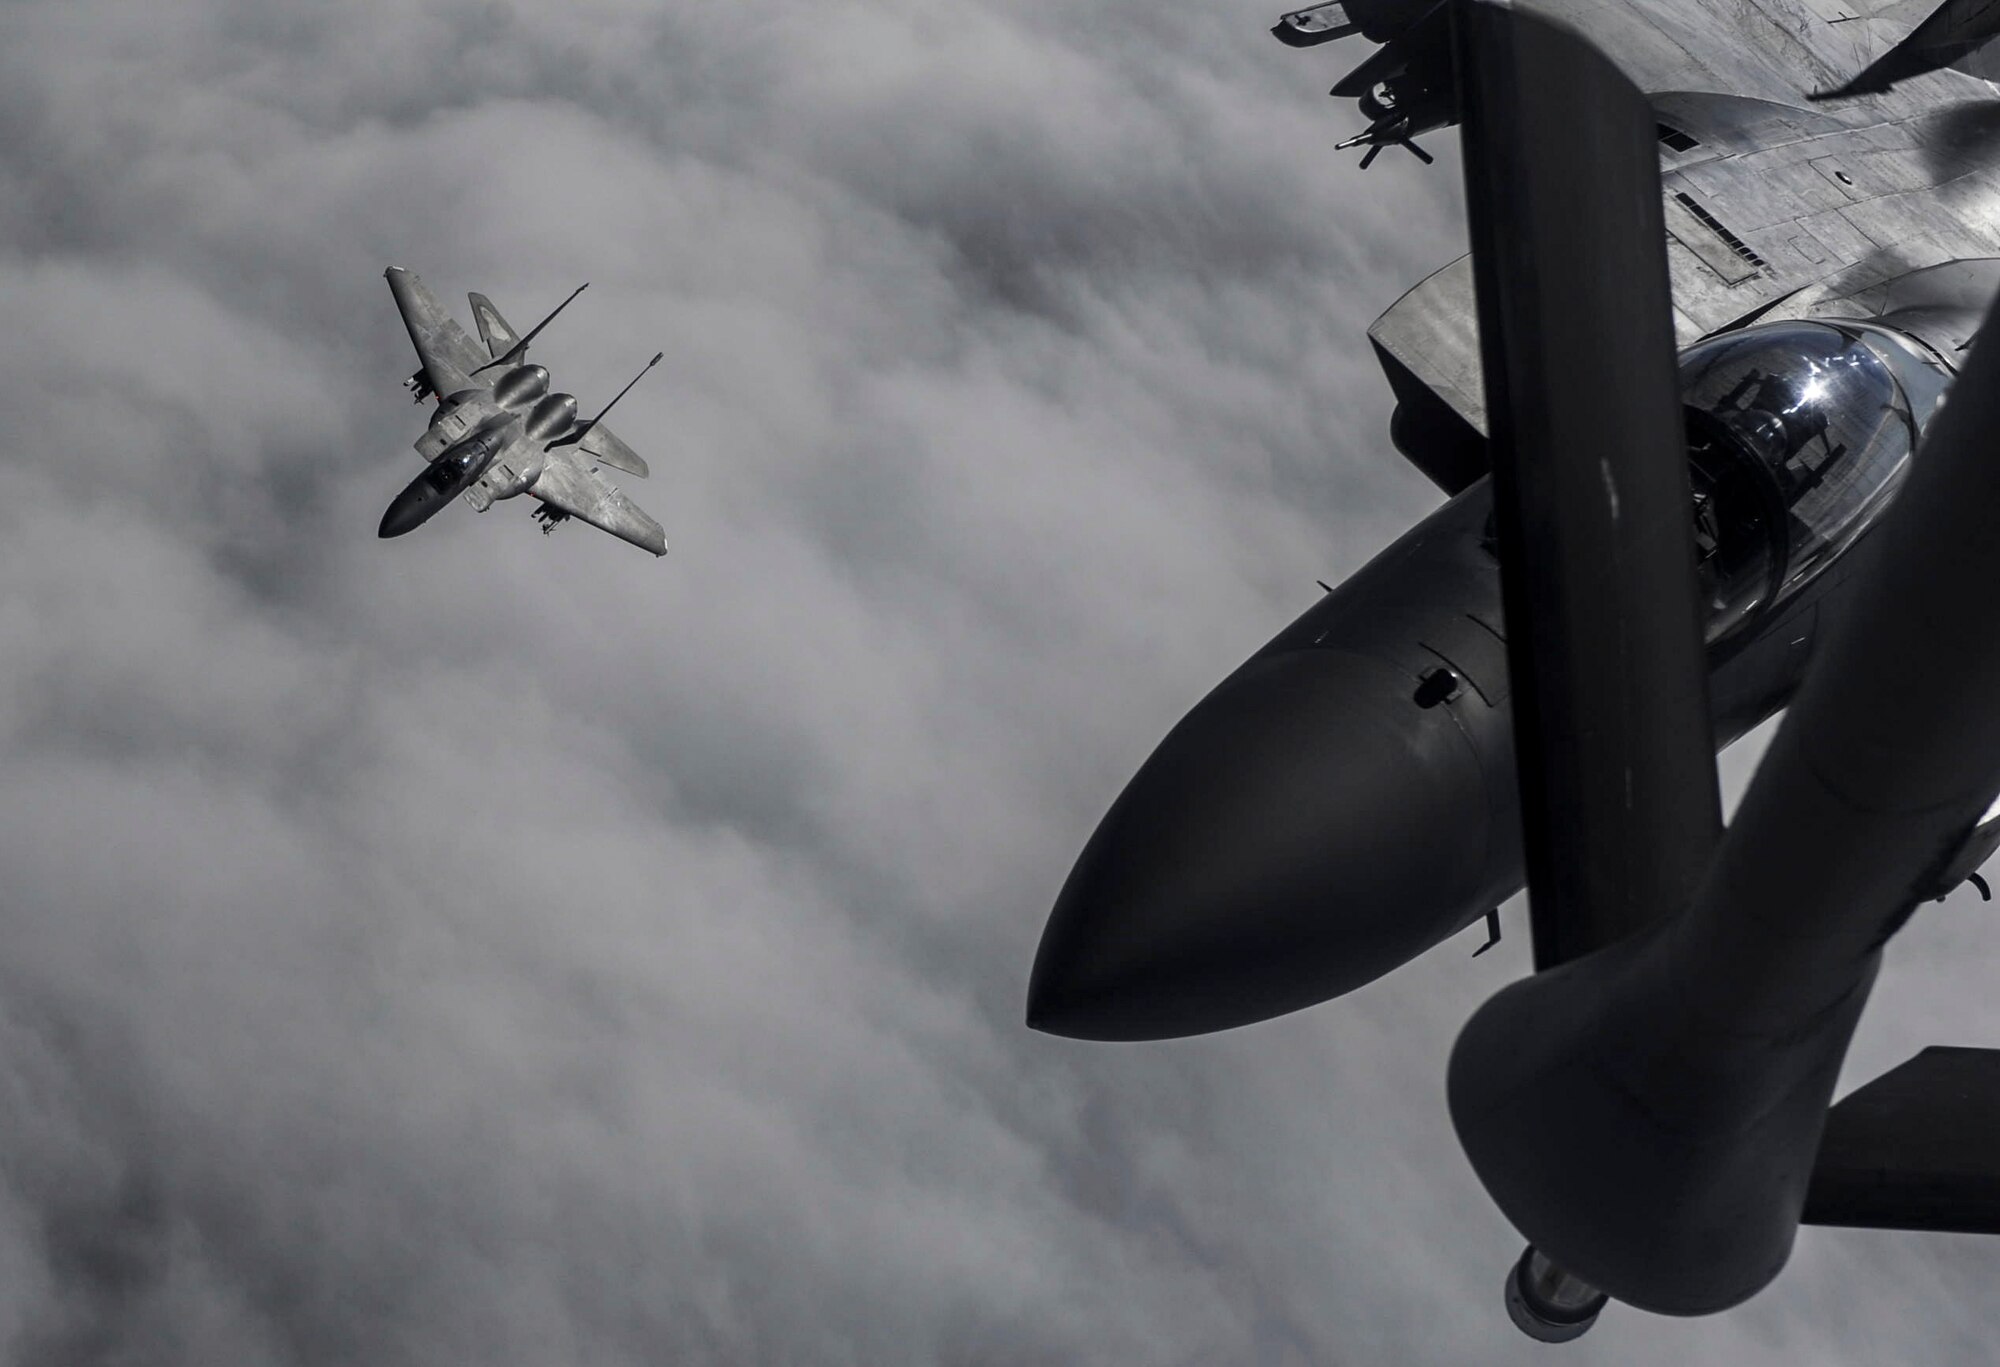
[548,352,664,450]
[473,282,588,374]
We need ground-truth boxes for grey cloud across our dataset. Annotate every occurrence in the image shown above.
[1,0,1997,1363]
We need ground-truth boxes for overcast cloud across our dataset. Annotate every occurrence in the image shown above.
[0,0,1996,1363]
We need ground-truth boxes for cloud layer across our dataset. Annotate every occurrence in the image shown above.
[1,0,1996,1362]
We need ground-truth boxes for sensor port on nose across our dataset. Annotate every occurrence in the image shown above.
[1414,665,1462,708]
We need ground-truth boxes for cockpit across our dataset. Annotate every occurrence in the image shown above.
[423,431,498,494]
[1677,320,1952,642]
[423,456,472,494]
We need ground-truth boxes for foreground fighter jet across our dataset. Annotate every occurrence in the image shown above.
[1029,0,2000,1338]
[1028,0,2000,1039]
[380,268,667,556]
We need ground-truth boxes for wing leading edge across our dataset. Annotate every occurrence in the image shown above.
[386,268,489,398]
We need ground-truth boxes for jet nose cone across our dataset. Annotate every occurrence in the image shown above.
[378,480,438,538]
[378,500,420,538]
[1027,649,1494,1040]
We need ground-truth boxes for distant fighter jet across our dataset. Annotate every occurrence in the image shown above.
[381,268,667,556]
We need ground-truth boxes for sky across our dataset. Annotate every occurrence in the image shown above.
[1,0,1997,1362]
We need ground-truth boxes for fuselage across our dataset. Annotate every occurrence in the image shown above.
[377,364,578,538]
[1026,314,1957,1040]
[1027,477,1848,1039]
[378,425,504,537]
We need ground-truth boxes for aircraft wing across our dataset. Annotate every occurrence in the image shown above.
[1528,0,1992,109]
[386,267,490,398]
[574,423,649,478]
[531,448,668,556]
[1359,0,2000,460]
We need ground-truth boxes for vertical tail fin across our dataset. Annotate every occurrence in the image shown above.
[467,292,519,360]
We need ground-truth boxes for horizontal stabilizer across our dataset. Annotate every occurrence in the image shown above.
[1804,1047,2000,1234]
[468,292,519,360]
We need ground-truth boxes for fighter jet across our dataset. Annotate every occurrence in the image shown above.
[1028,0,2000,1041]
[1030,0,2000,1339]
[380,268,667,556]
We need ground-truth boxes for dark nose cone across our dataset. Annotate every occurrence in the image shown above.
[1027,649,1493,1039]
[378,479,443,538]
